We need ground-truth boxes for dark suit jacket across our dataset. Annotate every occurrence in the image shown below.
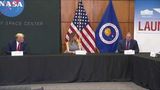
[5,40,28,55]
[118,39,139,53]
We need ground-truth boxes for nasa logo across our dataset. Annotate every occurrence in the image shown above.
[99,23,119,44]
[0,0,24,17]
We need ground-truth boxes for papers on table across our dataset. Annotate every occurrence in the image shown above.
[75,50,87,55]
[150,52,157,57]
[124,50,135,55]
[11,51,23,56]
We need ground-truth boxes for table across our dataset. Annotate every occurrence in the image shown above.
[0,54,159,90]
[132,54,160,90]
[0,54,131,84]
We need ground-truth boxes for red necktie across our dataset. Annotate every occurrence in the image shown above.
[126,41,129,50]
[16,43,21,51]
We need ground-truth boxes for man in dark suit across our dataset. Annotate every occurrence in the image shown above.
[5,33,28,55]
[118,32,139,53]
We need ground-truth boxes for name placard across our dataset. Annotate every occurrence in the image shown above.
[11,51,24,56]
[75,50,87,55]
[150,52,157,57]
[124,50,135,55]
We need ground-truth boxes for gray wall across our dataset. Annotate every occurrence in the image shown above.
[0,0,60,54]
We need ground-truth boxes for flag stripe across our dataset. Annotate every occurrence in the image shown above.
[65,26,75,42]
[71,23,93,53]
[83,27,95,47]
[65,1,96,53]
[65,34,69,41]
[81,30,95,50]
[71,23,95,53]
[84,27,95,42]
[80,31,95,52]
[68,28,73,34]
[81,41,90,52]
[86,25,95,38]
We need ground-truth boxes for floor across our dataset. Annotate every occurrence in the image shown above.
[0,82,149,90]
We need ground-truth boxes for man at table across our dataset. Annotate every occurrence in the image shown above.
[118,32,139,53]
[5,33,28,55]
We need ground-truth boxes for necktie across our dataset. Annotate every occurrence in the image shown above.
[17,43,21,51]
[126,41,130,50]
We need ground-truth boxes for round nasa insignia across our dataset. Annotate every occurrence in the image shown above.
[0,0,24,17]
[99,23,119,44]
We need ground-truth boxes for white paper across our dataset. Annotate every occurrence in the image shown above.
[150,52,157,57]
[75,50,87,55]
[124,50,135,55]
[11,51,24,56]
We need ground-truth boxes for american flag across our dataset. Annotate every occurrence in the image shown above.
[65,0,96,53]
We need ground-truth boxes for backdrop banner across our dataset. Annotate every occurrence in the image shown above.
[0,0,60,54]
[134,0,160,53]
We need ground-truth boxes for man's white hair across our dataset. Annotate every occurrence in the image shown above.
[15,33,24,38]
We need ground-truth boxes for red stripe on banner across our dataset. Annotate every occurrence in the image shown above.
[69,26,75,33]
[67,32,72,37]
[65,25,76,42]
[66,32,70,37]
[80,31,95,52]
[65,38,68,42]
[70,25,79,38]
[84,27,96,49]
[84,26,95,41]
[65,33,70,42]
[81,41,90,53]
